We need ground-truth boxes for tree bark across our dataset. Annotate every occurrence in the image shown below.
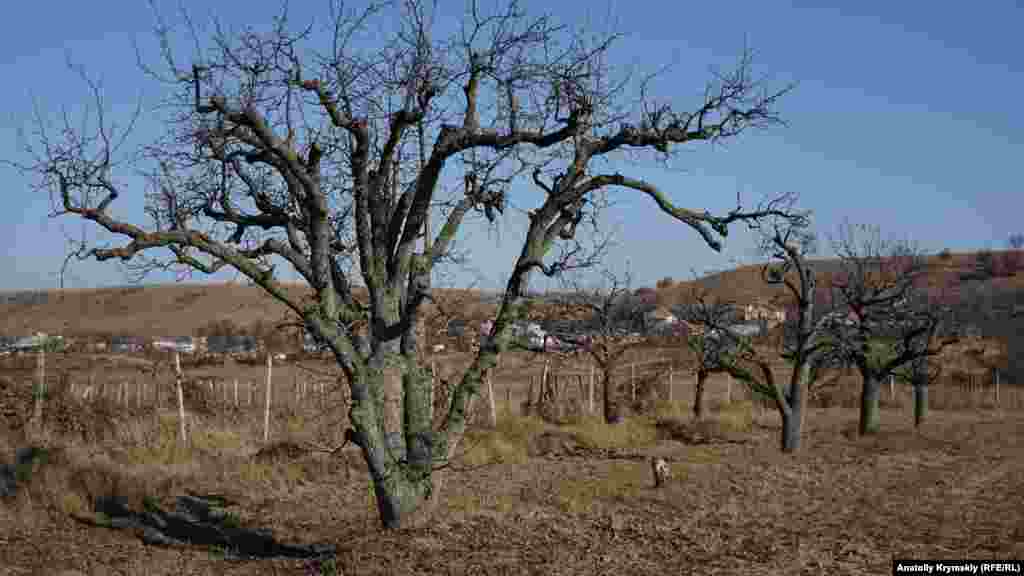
[912,382,928,429]
[859,374,881,435]
[781,367,808,453]
[349,362,435,530]
[780,407,801,453]
[693,371,707,421]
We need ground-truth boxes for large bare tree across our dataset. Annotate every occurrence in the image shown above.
[11,1,794,528]
[711,201,832,452]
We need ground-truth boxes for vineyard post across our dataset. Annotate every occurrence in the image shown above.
[264,353,272,443]
[668,365,674,404]
[486,373,497,428]
[588,363,594,415]
[174,351,187,443]
[631,362,636,402]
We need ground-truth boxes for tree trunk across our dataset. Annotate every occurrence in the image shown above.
[859,374,881,435]
[912,382,928,429]
[693,371,707,421]
[781,379,806,453]
[780,406,801,453]
[779,361,811,453]
[349,363,434,530]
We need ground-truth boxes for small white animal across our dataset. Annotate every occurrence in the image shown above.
[651,457,670,488]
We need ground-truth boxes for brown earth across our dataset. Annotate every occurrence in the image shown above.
[2,347,1023,575]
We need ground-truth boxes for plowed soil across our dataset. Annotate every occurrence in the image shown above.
[2,404,1022,576]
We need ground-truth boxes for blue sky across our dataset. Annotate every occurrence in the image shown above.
[1,0,1021,292]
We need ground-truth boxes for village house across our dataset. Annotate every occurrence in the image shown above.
[743,301,786,327]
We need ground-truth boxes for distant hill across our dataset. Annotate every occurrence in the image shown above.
[1,250,1020,352]
[657,250,1024,311]
[0,282,498,340]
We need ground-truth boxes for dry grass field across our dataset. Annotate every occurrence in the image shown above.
[1,346,1023,576]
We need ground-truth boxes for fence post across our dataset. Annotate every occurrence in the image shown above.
[588,363,595,415]
[726,372,732,404]
[174,351,187,443]
[631,362,636,402]
[668,366,674,404]
[264,353,272,443]
[234,378,239,406]
[486,373,497,428]
[890,374,895,401]
[32,348,45,424]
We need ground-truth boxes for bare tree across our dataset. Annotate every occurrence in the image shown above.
[673,287,740,421]
[553,268,650,424]
[827,223,958,435]
[710,198,832,452]
[10,1,794,528]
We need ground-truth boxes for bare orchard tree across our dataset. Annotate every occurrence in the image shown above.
[552,267,652,424]
[827,224,958,436]
[714,198,832,452]
[11,1,794,528]
[673,286,741,421]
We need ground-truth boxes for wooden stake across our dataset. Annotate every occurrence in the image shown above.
[668,366,674,404]
[486,374,497,428]
[234,378,239,406]
[890,374,895,401]
[726,373,732,405]
[588,364,595,415]
[631,362,636,402]
[38,348,45,397]
[174,352,187,443]
[33,349,44,423]
[264,353,272,443]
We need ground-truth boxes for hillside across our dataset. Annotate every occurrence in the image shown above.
[659,250,1024,309]
[1,249,1020,343]
[0,282,499,340]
